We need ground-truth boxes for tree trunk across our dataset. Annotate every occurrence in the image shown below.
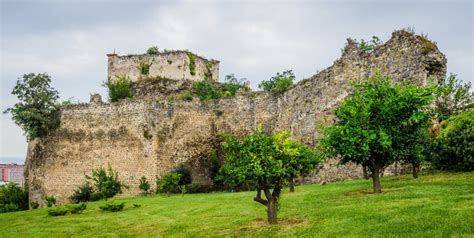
[394,161,399,176]
[412,162,419,178]
[267,199,278,224]
[289,178,295,193]
[363,166,369,179]
[371,166,382,193]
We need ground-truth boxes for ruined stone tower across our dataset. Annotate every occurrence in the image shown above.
[25,30,446,205]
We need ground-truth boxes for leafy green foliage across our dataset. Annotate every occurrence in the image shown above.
[222,74,248,97]
[186,51,197,76]
[146,46,159,54]
[219,129,321,224]
[323,72,435,192]
[100,200,126,212]
[174,164,192,186]
[434,74,473,121]
[358,36,383,53]
[139,176,151,194]
[30,201,39,209]
[138,61,152,75]
[0,182,29,213]
[67,203,87,214]
[45,195,56,207]
[430,109,474,171]
[258,70,295,93]
[178,92,194,101]
[47,206,69,216]
[193,80,221,101]
[156,172,182,195]
[420,35,436,54]
[85,165,125,200]
[69,182,96,203]
[104,76,133,102]
[167,60,173,64]
[3,73,60,140]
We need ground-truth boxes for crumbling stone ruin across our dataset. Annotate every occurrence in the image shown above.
[25,30,447,205]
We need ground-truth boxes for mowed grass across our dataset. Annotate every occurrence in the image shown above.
[1,172,473,237]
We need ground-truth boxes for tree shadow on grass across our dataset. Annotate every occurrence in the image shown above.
[344,187,411,196]
[239,217,308,232]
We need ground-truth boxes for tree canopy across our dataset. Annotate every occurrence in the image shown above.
[323,73,435,193]
[4,73,60,140]
[219,129,322,224]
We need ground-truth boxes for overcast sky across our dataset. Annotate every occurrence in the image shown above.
[1,0,473,164]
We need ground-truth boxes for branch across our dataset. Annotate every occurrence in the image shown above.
[254,189,268,206]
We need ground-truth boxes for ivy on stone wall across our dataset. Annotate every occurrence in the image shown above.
[186,51,197,76]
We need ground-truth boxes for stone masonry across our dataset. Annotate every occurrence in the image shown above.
[25,30,446,205]
[107,50,219,82]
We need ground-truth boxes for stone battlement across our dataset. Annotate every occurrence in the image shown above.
[107,50,219,82]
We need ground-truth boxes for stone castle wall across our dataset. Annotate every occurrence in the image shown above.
[108,51,219,82]
[26,31,446,205]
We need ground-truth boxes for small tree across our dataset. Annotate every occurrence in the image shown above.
[219,129,321,224]
[259,70,295,93]
[85,165,125,200]
[139,176,151,195]
[323,73,435,193]
[4,73,60,140]
[434,74,473,122]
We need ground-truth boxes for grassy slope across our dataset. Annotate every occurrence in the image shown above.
[1,172,473,237]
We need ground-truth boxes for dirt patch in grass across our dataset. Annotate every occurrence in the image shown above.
[344,187,410,196]
[240,217,308,232]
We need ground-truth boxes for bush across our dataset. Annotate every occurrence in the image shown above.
[0,182,29,213]
[3,73,60,140]
[147,46,159,55]
[45,195,56,207]
[186,51,197,76]
[430,109,474,171]
[139,176,151,194]
[69,182,94,203]
[222,74,248,97]
[104,76,133,102]
[86,165,125,200]
[193,80,221,101]
[174,164,192,186]
[30,201,39,209]
[67,203,87,214]
[259,70,295,93]
[156,172,181,195]
[178,92,194,101]
[358,36,383,53]
[99,200,125,212]
[138,61,152,75]
[47,206,69,216]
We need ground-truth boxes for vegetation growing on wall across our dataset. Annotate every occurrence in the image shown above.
[4,73,60,140]
[193,80,221,101]
[146,46,159,55]
[138,61,152,75]
[105,75,133,102]
[420,35,436,54]
[259,70,295,93]
[186,51,197,76]
[139,176,151,194]
[358,36,383,53]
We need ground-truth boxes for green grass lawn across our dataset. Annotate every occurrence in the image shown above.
[2,172,473,237]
